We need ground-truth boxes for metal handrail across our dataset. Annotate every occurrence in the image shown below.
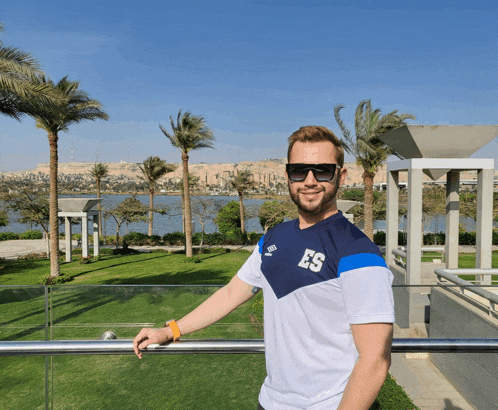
[2,338,498,357]
[434,269,498,304]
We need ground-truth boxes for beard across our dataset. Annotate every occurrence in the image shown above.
[288,178,340,216]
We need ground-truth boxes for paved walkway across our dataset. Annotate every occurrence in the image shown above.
[391,324,475,410]
[0,239,257,259]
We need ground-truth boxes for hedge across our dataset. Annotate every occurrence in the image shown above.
[374,230,498,246]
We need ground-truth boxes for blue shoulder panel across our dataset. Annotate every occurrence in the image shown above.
[258,236,265,254]
[337,253,387,277]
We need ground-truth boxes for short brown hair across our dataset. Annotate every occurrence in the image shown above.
[287,126,344,167]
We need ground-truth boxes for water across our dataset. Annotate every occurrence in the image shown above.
[2,193,494,236]
[1,194,268,236]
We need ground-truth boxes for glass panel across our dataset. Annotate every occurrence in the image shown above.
[49,285,261,340]
[49,285,264,409]
[0,286,47,341]
[0,286,48,410]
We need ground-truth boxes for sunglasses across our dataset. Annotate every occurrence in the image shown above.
[286,163,339,182]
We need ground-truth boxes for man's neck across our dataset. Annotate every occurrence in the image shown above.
[298,205,339,230]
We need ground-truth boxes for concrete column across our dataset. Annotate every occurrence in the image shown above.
[445,171,460,269]
[65,217,72,262]
[407,166,423,285]
[386,170,399,267]
[93,214,100,257]
[82,216,89,258]
[476,169,493,284]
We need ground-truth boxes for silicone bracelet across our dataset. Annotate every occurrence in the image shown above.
[165,319,181,341]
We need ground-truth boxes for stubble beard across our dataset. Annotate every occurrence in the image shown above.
[288,178,340,217]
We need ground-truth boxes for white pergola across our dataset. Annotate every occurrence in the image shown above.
[58,198,102,262]
[385,158,494,286]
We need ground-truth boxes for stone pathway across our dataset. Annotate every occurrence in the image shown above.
[391,324,476,410]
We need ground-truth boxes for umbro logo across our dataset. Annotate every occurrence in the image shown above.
[265,244,277,256]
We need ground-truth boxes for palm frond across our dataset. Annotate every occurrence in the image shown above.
[333,104,354,155]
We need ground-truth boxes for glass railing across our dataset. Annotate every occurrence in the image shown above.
[1,284,498,409]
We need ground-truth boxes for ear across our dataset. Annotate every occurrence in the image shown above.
[338,167,347,187]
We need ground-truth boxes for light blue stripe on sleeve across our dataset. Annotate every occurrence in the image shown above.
[338,253,387,277]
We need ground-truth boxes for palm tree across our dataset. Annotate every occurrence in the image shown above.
[178,174,199,235]
[90,162,109,236]
[334,100,415,240]
[138,156,176,236]
[229,169,255,234]
[36,76,109,278]
[159,110,215,257]
[0,46,63,120]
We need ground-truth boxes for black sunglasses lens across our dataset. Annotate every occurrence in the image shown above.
[287,164,337,181]
[288,166,309,181]
[313,165,336,181]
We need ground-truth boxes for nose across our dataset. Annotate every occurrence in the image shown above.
[303,169,318,186]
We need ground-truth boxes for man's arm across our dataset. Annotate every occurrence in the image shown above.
[133,274,255,359]
[337,323,393,410]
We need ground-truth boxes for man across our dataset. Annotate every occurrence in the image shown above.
[133,126,395,410]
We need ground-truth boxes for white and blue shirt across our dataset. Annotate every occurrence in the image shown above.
[237,211,395,410]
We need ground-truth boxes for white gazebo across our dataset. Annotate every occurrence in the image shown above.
[337,200,358,224]
[380,125,497,326]
[58,198,102,262]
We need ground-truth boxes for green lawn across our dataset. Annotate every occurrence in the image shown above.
[422,251,498,283]
[0,250,418,410]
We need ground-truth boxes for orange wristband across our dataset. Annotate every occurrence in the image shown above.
[165,319,181,341]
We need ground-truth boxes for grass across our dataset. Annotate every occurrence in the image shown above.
[0,250,419,410]
[421,250,498,283]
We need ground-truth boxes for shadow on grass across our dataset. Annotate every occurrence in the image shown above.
[68,253,173,280]
[101,266,229,285]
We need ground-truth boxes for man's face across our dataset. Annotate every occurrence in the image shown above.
[286,141,345,218]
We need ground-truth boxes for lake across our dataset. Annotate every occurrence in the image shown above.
[1,194,491,236]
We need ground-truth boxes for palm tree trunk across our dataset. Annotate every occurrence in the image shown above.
[48,132,60,278]
[363,170,375,241]
[148,187,154,236]
[97,179,102,237]
[182,153,193,257]
[238,192,245,234]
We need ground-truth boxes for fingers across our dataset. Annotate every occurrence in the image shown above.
[133,328,168,359]
[133,328,153,359]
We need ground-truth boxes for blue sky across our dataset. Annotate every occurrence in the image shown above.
[1,0,498,171]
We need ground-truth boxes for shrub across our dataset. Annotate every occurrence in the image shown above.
[248,231,264,245]
[217,201,241,234]
[78,256,93,265]
[0,232,19,241]
[123,231,149,246]
[39,274,71,285]
[459,231,476,246]
[398,231,407,246]
[423,232,445,245]
[373,231,386,246]
[163,232,185,246]
[20,230,43,240]
[224,229,246,245]
[18,252,47,260]
[203,233,226,246]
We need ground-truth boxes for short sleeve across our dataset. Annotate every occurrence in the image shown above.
[237,243,263,288]
[340,263,395,325]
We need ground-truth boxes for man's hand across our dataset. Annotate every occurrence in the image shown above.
[133,327,171,359]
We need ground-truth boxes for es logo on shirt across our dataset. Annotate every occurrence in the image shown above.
[298,248,325,272]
